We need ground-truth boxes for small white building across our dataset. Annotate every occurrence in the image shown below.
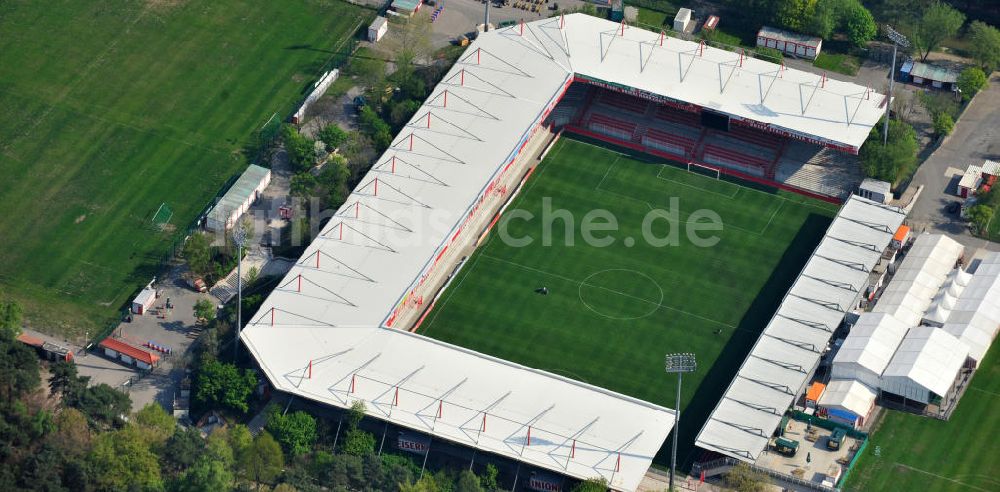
[819,379,877,429]
[131,286,156,315]
[757,26,822,60]
[957,160,1000,198]
[881,326,969,404]
[368,16,388,43]
[857,178,891,204]
[873,234,964,326]
[206,164,272,232]
[674,8,693,33]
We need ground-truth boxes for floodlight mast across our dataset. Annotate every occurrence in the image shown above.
[883,25,910,146]
[665,353,697,492]
[233,223,248,360]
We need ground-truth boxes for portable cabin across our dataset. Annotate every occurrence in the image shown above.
[826,428,846,450]
[774,437,799,456]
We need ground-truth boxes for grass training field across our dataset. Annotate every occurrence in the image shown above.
[846,348,1000,492]
[0,0,372,337]
[418,136,838,459]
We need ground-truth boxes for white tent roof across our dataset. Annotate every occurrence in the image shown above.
[882,326,969,397]
[833,312,909,377]
[942,253,1000,361]
[873,234,964,326]
[240,15,889,487]
[694,197,905,462]
[818,379,876,418]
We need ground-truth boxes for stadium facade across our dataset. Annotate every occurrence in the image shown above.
[241,14,888,490]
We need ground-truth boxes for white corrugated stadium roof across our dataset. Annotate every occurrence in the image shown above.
[241,15,888,486]
[818,379,876,418]
[695,196,905,462]
[942,252,1000,361]
[882,326,969,397]
[833,312,909,377]
[562,15,884,152]
[873,234,963,326]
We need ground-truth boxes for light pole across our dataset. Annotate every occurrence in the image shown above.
[233,223,248,361]
[883,25,910,145]
[665,352,697,492]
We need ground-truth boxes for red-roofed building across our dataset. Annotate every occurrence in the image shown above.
[99,337,159,370]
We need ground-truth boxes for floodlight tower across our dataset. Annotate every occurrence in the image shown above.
[233,223,248,360]
[883,25,910,146]
[483,0,490,32]
[665,352,697,492]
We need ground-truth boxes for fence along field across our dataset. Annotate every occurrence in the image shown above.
[0,0,372,338]
[418,137,838,464]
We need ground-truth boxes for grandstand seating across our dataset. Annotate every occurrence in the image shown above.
[597,91,649,115]
[550,83,863,199]
[587,112,637,141]
[642,127,695,157]
[774,141,863,199]
[702,144,768,177]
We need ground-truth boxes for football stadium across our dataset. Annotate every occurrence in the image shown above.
[240,13,896,490]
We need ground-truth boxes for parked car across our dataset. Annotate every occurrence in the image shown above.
[947,201,961,214]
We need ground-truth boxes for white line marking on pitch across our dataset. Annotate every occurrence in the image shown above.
[968,386,1000,398]
[895,463,991,492]
[481,253,735,328]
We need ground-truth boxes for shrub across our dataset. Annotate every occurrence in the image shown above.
[957,67,988,101]
[933,112,954,136]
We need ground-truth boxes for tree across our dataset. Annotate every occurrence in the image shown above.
[0,335,40,403]
[133,402,176,446]
[290,172,318,201]
[913,1,965,61]
[481,463,499,490]
[804,0,838,39]
[933,112,954,136]
[266,409,317,457]
[358,105,392,150]
[844,2,877,48]
[164,426,207,472]
[72,383,131,429]
[52,408,91,456]
[174,457,233,492]
[347,400,366,429]
[341,428,376,456]
[570,477,609,492]
[966,204,994,234]
[318,124,349,152]
[88,426,163,492]
[968,21,1000,73]
[183,232,213,278]
[242,430,284,487]
[48,360,80,398]
[860,118,919,183]
[317,155,351,207]
[0,300,23,339]
[379,11,433,88]
[725,462,771,492]
[352,55,387,93]
[957,67,988,100]
[456,470,485,492]
[282,124,318,172]
[194,298,216,323]
[228,424,254,464]
[205,428,235,468]
[194,359,257,413]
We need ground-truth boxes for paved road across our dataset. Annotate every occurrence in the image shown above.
[906,72,1000,252]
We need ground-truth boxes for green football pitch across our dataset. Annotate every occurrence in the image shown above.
[845,348,1000,492]
[418,136,838,459]
[0,1,371,336]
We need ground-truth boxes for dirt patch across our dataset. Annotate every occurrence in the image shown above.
[75,215,86,224]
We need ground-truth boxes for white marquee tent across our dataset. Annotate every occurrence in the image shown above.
[818,379,877,428]
[881,326,969,404]
[941,252,1000,362]
[873,234,963,326]
[832,312,909,390]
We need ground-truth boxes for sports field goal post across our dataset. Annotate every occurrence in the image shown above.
[151,202,174,226]
[687,162,721,180]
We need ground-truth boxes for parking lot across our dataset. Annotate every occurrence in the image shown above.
[428,0,588,46]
